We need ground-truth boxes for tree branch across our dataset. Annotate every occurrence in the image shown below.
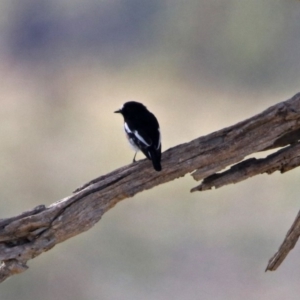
[266,210,300,271]
[1,92,300,282]
[191,143,300,192]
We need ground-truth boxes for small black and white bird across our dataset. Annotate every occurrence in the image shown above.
[115,101,162,171]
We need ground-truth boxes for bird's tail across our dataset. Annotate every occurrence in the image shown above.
[148,149,162,171]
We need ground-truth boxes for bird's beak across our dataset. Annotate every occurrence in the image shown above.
[114,109,121,114]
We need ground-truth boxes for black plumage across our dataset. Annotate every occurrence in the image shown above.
[115,101,162,171]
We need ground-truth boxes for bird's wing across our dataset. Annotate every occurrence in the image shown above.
[124,122,152,147]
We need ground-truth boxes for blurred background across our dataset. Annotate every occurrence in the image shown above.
[1,0,300,299]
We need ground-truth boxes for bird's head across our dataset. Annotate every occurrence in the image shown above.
[114,101,147,119]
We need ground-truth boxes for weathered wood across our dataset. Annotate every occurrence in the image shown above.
[192,143,300,192]
[266,210,300,271]
[1,92,300,282]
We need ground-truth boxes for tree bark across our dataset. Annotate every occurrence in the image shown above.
[1,93,300,282]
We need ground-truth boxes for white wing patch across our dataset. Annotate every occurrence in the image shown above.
[124,123,139,151]
[134,130,151,147]
[124,122,132,134]
[124,122,159,149]
[157,128,161,150]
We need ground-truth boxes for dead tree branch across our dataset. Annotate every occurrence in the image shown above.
[192,142,300,192]
[1,93,300,282]
[266,210,300,271]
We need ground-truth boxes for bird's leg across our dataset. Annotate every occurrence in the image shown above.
[133,152,137,163]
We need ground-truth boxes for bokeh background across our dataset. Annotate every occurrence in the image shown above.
[1,0,300,299]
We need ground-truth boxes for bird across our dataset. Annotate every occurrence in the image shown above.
[115,101,162,171]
